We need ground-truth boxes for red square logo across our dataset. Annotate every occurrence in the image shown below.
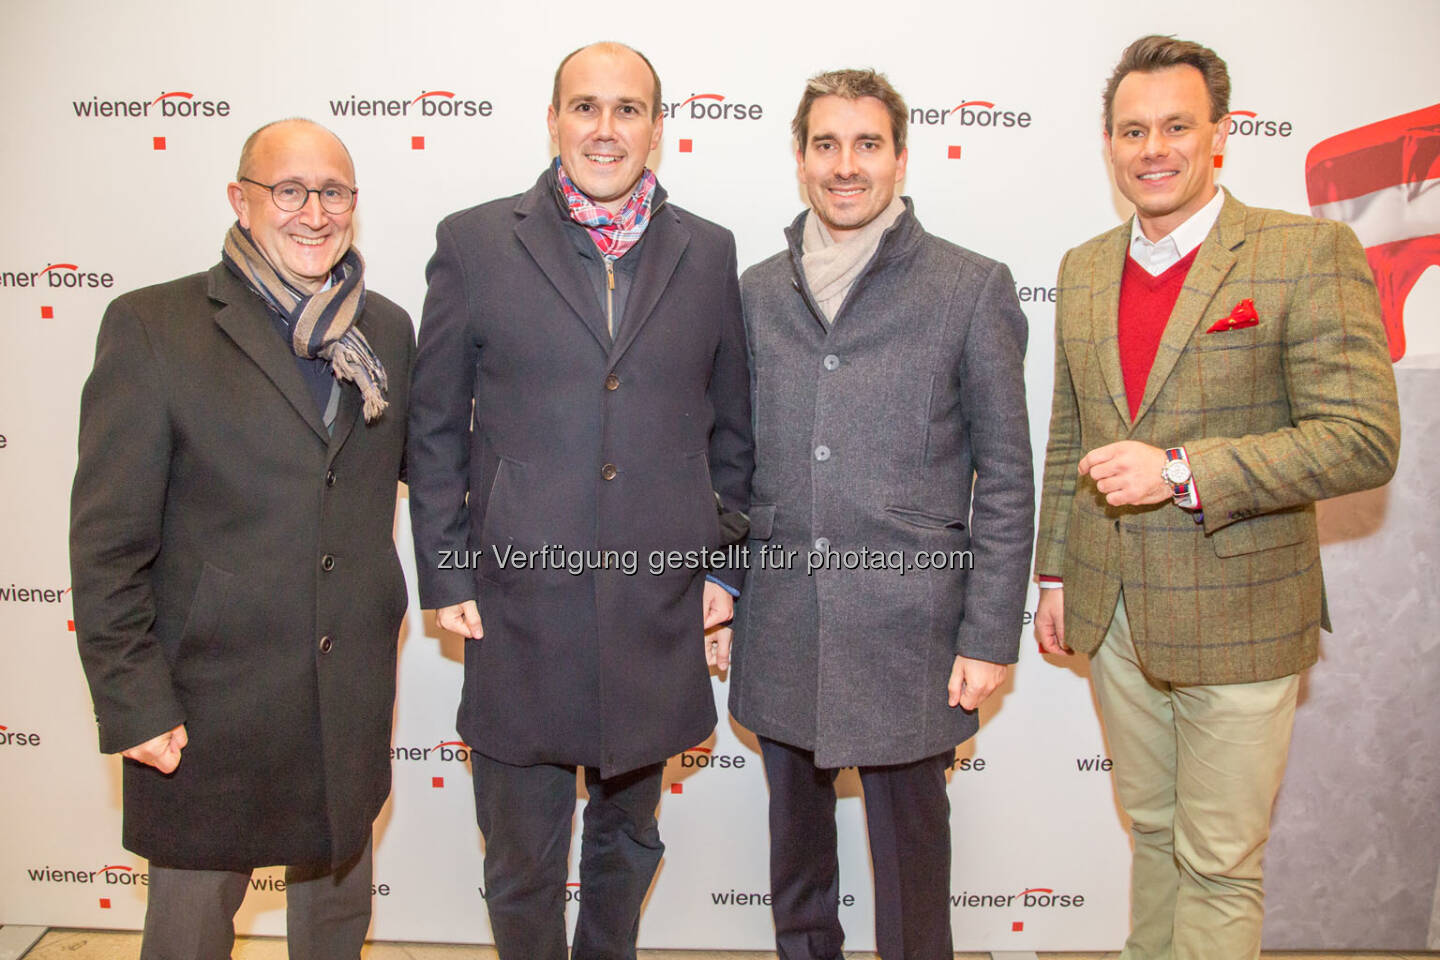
[670,783,683,794]
[412,136,425,150]
[67,620,76,632]
[948,145,963,159]
[41,306,54,319]
[431,776,444,788]
[1011,920,1023,932]
[153,137,166,151]
[678,139,693,153]
[99,898,111,909]
[1213,154,1224,168]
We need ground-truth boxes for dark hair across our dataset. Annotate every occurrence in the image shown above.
[792,68,908,155]
[551,41,662,120]
[1102,35,1230,133]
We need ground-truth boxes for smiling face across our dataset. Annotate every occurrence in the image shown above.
[547,44,663,214]
[1106,65,1228,241]
[797,94,908,242]
[227,121,356,294]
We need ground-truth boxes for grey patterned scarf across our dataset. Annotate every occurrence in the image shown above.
[222,222,389,422]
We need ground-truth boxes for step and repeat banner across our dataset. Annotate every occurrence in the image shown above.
[2,0,1437,952]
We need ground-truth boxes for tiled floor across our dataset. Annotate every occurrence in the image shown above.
[12,929,1438,960]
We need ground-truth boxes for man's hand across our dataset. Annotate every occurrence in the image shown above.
[437,600,483,639]
[1035,586,1072,655]
[122,723,187,774]
[948,656,1007,711]
[702,581,734,670]
[1077,440,1171,506]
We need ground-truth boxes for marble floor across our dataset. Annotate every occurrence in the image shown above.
[10,929,1437,960]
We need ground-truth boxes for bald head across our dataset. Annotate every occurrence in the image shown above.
[551,42,662,120]
[236,118,354,182]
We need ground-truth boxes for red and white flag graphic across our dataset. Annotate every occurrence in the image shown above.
[1305,103,1440,362]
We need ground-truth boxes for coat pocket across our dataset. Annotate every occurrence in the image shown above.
[175,561,236,660]
[1211,510,1307,558]
[884,505,966,531]
[747,503,776,541]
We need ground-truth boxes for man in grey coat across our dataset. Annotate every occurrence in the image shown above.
[728,69,1034,960]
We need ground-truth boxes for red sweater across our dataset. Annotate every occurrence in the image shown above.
[1118,248,1198,421]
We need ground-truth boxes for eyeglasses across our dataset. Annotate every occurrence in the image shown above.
[240,177,357,214]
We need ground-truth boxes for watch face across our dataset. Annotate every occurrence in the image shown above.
[1163,459,1192,485]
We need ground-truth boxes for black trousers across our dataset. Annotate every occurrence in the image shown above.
[759,736,955,960]
[471,751,665,960]
[140,839,372,960]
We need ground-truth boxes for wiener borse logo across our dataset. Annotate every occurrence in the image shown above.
[71,91,231,118]
[908,99,1033,128]
[27,863,147,886]
[328,91,493,118]
[391,739,473,762]
[1,724,42,747]
[660,93,764,121]
[0,263,114,290]
[1227,109,1293,137]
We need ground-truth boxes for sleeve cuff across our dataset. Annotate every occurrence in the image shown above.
[706,574,740,598]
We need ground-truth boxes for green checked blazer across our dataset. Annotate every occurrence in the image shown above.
[1035,190,1400,684]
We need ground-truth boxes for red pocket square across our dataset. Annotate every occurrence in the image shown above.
[1207,298,1259,333]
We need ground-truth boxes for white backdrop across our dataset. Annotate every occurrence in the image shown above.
[2,0,1437,951]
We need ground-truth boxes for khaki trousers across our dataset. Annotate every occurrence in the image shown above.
[1090,591,1299,960]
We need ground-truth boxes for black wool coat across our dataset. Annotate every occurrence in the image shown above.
[71,264,414,870]
[408,170,753,778]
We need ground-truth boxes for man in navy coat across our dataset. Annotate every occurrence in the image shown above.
[407,41,752,960]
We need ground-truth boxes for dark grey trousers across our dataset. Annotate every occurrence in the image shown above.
[759,736,955,960]
[139,839,372,960]
[471,751,665,960]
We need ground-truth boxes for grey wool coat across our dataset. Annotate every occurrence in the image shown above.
[729,200,1035,768]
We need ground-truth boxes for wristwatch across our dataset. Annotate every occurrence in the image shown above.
[1161,448,1192,495]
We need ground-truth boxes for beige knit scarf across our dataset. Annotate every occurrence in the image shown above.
[800,196,906,323]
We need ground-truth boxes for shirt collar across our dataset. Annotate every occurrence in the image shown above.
[1129,186,1225,267]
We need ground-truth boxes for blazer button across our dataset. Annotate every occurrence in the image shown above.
[814,445,831,462]
[823,354,840,371]
[604,374,620,391]
[319,635,334,654]
[325,470,336,487]
[601,463,618,481]
[321,554,336,571]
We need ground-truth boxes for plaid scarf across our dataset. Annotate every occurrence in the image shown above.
[556,158,658,260]
[221,223,389,423]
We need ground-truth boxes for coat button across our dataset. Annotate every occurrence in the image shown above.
[823,354,840,371]
[319,635,333,654]
[604,374,620,391]
[325,470,336,487]
[814,445,831,461]
[321,554,336,571]
[814,537,830,552]
[601,463,618,481]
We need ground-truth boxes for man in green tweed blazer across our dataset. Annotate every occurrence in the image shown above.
[1034,36,1399,960]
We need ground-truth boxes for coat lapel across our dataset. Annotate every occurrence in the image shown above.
[1089,225,1132,426]
[327,372,363,463]
[513,181,611,351]
[209,266,330,443]
[609,205,689,368]
[1131,192,1244,426]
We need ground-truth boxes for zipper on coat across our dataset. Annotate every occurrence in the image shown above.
[605,258,616,339]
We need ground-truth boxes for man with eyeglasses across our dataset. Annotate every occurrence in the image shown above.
[71,118,414,959]
[407,41,751,959]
